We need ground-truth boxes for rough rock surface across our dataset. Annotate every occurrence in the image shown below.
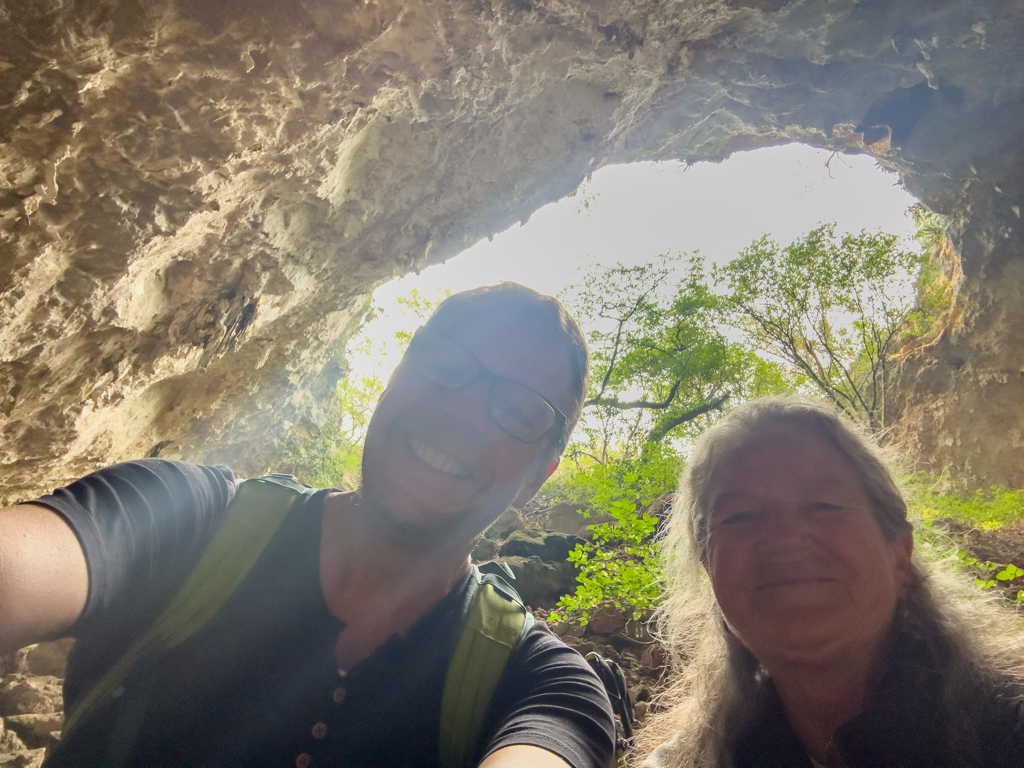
[2,0,1024,498]
[499,528,581,562]
[0,653,65,768]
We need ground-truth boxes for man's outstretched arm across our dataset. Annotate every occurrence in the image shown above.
[0,503,88,656]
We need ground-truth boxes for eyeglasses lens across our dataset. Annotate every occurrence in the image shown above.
[490,380,555,443]
[409,333,478,390]
[408,331,557,444]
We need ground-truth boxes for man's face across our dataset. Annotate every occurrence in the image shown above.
[359,312,576,543]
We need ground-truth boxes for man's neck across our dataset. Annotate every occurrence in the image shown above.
[318,491,475,670]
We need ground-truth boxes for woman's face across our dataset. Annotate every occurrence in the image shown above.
[704,426,914,669]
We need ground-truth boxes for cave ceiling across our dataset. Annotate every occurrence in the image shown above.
[2,0,1023,501]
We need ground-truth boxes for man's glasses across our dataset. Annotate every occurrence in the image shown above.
[403,326,567,451]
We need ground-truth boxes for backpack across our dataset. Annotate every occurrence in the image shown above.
[59,474,532,768]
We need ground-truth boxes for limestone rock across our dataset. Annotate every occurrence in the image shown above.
[497,555,577,609]
[0,718,29,754]
[17,641,73,680]
[483,508,523,541]
[640,643,668,674]
[0,749,45,768]
[1,1,1023,496]
[634,700,650,723]
[498,530,581,563]
[470,537,498,563]
[585,605,628,636]
[2,715,62,751]
[535,503,612,535]
[0,677,63,718]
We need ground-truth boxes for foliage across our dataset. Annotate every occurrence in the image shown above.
[902,205,959,342]
[551,219,948,623]
[563,253,795,458]
[547,440,682,509]
[546,443,681,623]
[392,288,452,347]
[908,478,1024,603]
[948,550,1024,603]
[911,477,1024,530]
[715,224,927,432]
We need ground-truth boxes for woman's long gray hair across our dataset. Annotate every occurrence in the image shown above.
[634,397,1024,767]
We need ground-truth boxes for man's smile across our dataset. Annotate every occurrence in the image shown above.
[408,435,471,478]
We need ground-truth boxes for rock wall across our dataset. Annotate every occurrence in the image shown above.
[2,0,1023,500]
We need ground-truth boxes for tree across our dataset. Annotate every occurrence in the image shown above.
[715,224,926,433]
[563,253,792,460]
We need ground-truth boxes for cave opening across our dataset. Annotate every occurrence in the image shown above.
[348,143,921,397]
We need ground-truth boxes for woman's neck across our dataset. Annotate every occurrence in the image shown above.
[766,634,893,765]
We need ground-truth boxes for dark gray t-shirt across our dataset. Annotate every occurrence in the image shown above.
[31,459,614,767]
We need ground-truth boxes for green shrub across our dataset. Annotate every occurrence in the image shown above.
[908,477,1024,603]
[909,477,1024,530]
[545,443,680,624]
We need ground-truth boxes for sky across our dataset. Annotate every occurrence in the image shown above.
[349,143,920,380]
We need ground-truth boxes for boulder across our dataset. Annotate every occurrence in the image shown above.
[483,508,523,541]
[470,537,498,563]
[18,641,74,680]
[607,633,649,655]
[498,530,581,563]
[585,605,628,636]
[0,717,29,762]
[0,677,64,718]
[537,504,613,536]
[497,556,577,609]
[640,644,668,673]
[2,716,62,751]
[0,749,46,768]
[634,700,650,723]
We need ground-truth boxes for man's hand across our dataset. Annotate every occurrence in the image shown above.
[479,745,573,768]
[0,504,88,656]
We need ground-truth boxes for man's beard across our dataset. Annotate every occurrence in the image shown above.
[357,471,528,553]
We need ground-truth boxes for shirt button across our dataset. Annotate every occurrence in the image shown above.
[311,722,327,739]
[296,754,311,768]
[332,686,346,703]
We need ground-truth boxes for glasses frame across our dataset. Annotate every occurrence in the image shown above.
[404,326,568,453]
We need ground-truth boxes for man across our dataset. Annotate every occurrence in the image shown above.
[0,283,615,767]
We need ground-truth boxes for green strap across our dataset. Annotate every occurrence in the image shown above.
[439,566,533,768]
[61,475,307,741]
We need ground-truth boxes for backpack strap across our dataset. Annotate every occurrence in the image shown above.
[584,652,635,768]
[439,563,533,768]
[61,474,311,741]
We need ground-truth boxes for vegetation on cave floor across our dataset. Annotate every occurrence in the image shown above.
[281,212,1024,623]
[908,479,1024,603]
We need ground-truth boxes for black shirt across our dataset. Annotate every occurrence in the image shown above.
[31,459,614,767]
[732,632,1024,768]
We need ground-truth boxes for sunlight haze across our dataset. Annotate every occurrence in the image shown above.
[349,144,919,379]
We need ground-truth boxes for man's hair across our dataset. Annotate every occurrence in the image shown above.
[634,397,1024,768]
[424,282,590,457]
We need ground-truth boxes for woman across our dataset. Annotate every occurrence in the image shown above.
[638,398,1024,768]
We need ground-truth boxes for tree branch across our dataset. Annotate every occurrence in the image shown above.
[586,377,683,411]
[647,394,731,443]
